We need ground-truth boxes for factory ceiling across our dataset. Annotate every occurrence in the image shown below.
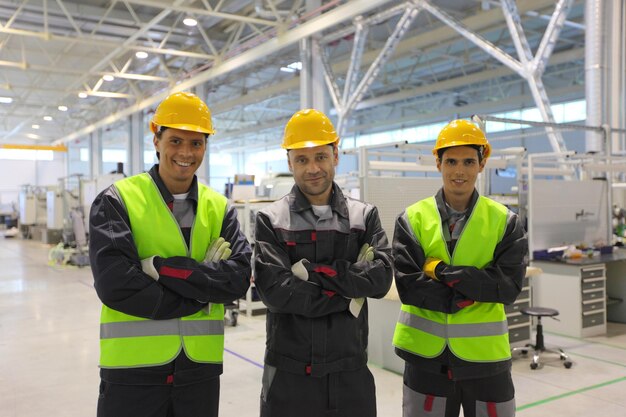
[0,0,585,153]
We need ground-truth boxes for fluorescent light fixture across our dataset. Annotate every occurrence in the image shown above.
[183,17,198,27]
[0,96,13,104]
[280,61,302,73]
[78,92,88,98]
[135,51,148,59]
[32,124,40,129]
[43,116,53,121]
[26,133,40,140]
[58,105,68,112]
[103,74,114,82]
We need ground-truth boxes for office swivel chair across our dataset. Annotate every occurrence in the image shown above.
[511,306,573,370]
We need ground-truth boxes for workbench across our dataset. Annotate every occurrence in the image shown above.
[531,249,626,338]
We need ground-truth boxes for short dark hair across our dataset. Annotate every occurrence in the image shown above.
[437,144,484,163]
[155,126,209,140]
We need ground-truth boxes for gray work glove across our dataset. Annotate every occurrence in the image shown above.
[349,243,375,317]
[291,259,310,281]
[205,237,232,263]
[140,256,159,281]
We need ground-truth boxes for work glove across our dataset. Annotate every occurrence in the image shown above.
[141,256,159,281]
[291,259,310,281]
[349,243,375,318]
[423,257,443,280]
[451,292,475,312]
[205,237,232,263]
[357,243,374,262]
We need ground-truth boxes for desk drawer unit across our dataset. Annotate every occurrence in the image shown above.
[508,323,531,344]
[579,267,606,335]
[508,278,531,347]
[532,262,607,338]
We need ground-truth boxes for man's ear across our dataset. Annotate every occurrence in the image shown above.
[153,136,160,160]
[478,158,487,173]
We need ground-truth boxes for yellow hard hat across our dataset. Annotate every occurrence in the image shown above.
[432,119,491,159]
[150,92,215,135]
[282,109,339,150]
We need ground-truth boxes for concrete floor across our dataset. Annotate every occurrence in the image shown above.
[1,236,626,417]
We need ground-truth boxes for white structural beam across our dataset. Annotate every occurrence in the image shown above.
[341,16,368,106]
[338,4,419,134]
[52,0,395,145]
[418,0,523,74]
[419,0,572,154]
[123,0,280,26]
[500,0,567,154]
[533,0,576,76]
[316,1,418,135]
[318,39,343,115]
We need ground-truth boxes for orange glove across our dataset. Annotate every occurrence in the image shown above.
[423,257,442,280]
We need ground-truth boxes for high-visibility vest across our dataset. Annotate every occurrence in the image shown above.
[393,196,511,362]
[99,173,227,368]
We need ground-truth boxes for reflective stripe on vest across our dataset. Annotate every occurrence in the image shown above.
[393,196,511,362]
[397,310,508,339]
[101,317,224,339]
[99,173,227,368]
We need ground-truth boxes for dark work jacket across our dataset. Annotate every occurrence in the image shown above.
[254,183,393,377]
[392,188,528,380]
[89,165,252,384]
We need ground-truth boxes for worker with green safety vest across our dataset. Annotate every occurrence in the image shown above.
[89,92,251,417]
[391,119,528,417]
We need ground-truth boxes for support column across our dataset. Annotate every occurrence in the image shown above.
[585,0,607,153]
[90,129,103,179]
[300,0,326,112]
[609,0,626,154]
[129,112,144,175]
[193,83,212,186]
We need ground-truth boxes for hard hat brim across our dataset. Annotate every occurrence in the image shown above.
[282,139,338,150]
[151,122,215,135]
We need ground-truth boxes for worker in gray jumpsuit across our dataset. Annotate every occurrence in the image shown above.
[253,109,393,417]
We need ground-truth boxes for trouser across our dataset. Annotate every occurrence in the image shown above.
[402,363,515,417]
[97,375,220,417]
[260,365,377,417]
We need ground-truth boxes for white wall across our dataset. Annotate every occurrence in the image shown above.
[0,158,66,205]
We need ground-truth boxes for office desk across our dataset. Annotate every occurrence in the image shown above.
[532,250,626,338]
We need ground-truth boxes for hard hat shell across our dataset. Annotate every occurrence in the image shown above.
[150,92,215,135]
[282,109,339,150]
[433,119,491,159]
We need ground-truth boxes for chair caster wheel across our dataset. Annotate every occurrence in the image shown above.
[530,362,538,370]
[564,361,572,369]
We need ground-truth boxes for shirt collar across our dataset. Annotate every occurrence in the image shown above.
[435,187,479,222]
[290,182,349,218]
[148,164,199,204]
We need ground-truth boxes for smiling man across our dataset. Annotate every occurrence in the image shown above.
[253,109,393,417]
[89,92,251,417]
[392,119,528,417]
